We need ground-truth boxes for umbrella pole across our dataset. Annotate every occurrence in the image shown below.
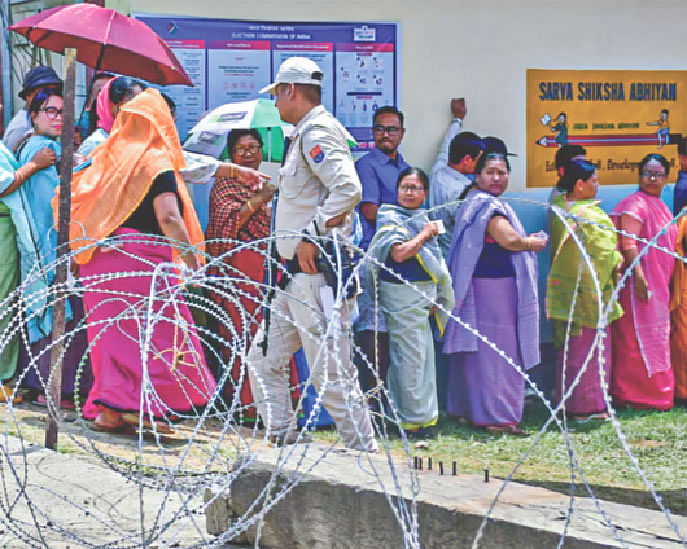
[45,47,76,450]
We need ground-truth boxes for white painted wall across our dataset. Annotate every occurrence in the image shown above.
[116,0,687,191]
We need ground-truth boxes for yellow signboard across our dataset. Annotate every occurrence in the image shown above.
[526,69,687,188]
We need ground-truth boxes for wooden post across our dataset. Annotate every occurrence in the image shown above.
[45,47,76,450]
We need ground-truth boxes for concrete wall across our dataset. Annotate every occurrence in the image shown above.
[116,0,687,191]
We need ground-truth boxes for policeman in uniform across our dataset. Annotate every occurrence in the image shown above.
[247,57,377,451]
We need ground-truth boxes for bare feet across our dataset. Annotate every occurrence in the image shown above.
[485,425,526,436]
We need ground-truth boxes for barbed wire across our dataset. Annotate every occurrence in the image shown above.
[0,195,684,546]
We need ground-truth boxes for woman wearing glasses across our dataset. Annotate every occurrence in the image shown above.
[610,153,677,409]
[206,129,300,422]
[366,167,453,438]
[4,88,90,407]
[444,141,547,435]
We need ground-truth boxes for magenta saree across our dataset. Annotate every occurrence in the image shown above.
[81,228,216,420]
[609,191,677,409]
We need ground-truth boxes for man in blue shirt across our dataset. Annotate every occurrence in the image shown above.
[355,106,409,414]
[356,106,410,250]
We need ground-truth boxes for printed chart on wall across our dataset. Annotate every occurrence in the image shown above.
[135,15,399,148]
[526,69,687,188]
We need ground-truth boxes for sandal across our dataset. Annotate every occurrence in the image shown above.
[0,385,22,405]
[571,412,609,423]
[121,412,174,435]
[92,409,125,432]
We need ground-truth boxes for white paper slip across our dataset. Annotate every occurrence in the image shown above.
[319,285,342,336]
[434,219,446,234]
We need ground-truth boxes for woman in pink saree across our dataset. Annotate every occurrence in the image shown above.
[65,89,216,431]
[609,153,677,410]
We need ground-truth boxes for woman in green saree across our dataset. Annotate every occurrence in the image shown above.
[547,159,623,420]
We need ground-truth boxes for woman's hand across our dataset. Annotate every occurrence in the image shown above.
[633,271,650,300]
[391,221,439,263]
[421,221,440,241]
[252,185,275,205]
[525,236,547,252]
[234,164,271,191]
[179,249,199,271]
[32,147,57,171]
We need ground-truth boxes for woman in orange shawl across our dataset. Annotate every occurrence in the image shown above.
[63,88,216,432]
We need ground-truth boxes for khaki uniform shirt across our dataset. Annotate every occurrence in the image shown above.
[275,105,361,260]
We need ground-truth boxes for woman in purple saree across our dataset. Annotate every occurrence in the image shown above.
[444,143,547,434]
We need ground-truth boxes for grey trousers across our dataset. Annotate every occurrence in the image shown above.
[247,273,378,452]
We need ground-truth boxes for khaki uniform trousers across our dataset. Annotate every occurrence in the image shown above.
[247,272,377,452]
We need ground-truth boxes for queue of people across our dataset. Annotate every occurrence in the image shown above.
[0,59,686,448]
[355,96,687,438]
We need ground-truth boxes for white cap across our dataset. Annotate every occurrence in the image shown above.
[259,57,324,95]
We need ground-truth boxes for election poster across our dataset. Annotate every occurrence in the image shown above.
[158,39,206,140]
[526,69,687,188]
[135,16,399,146]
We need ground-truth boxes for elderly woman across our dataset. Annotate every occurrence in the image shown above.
[206,129,302,422]
[67,88,216,432]
[547,160,623,420]
[1,89,91,407]
[366,167,453,437]
[610,153,677,410]
[0,110,57,403]
[444,142,547,434]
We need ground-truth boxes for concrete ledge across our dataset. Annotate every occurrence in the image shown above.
[205,443,687,548]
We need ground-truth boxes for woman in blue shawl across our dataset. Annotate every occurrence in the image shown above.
[0,110,56,403]
[367,168,454,437]
[444,142,547,435]
[4,89,90,407]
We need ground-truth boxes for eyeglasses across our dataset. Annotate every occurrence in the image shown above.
[234,145,261,156]
[398,184,425,193]
[39,106,63,120]
[641,171,666,179]
[373,125,402,135]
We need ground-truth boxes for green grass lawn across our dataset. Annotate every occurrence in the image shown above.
[314,399,687,514]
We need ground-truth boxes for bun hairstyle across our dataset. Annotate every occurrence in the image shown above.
[458,138,511,201]
[474,137,511,175]
[28,87,62,115]
[556,159,596,194]
[109,76,133,105]
[638,153,670,177]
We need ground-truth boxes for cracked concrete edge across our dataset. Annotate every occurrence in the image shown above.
[204,442,687,548]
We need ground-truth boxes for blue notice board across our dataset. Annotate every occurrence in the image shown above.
[135,15,400,148]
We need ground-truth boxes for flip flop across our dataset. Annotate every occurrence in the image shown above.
[92,410,125,433]
[572,412,609,423]
[121,413,174,435]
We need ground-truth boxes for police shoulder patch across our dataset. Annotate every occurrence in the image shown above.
[309,144,325,163]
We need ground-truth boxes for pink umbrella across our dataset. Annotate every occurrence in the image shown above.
[9,3,192,85]
[9,4,191,449]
